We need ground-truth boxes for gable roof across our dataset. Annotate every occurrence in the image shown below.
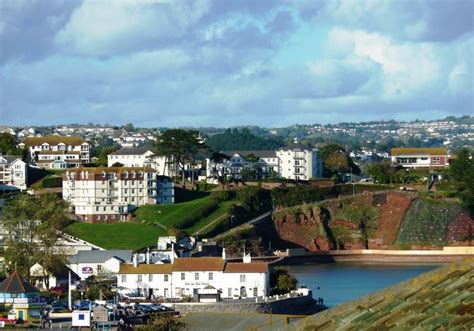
[0,272,39,294]
[110,148,153,156]
[223,263,268,273]
[0,155,21,164]
[119,263,172,274]
[173,257,226,272]
[25,136,86,147]
[391,147,448,156]
[220,150,277,159]
[68,250,133,264]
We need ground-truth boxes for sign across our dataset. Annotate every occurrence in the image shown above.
[93,306,108,323]
[72,311,91,327]
[82,266,93,274]
[8,314,15,320]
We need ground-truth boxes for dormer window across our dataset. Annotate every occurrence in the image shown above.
[101,171,106,178]
[124,171,129,179]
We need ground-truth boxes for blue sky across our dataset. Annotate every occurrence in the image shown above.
[0,0,472,127]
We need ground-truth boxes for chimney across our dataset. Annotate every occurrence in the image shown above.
[133,253,138,268]
[146,247,150,264]
[222,247,226,262]
[243,253,251,264]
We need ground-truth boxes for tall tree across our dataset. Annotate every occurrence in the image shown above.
[0,133,26,159]
[154,129,207,187]
[2,194,69,279]
[449,148,474,210]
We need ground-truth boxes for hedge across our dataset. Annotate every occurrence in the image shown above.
[173,199,219,230]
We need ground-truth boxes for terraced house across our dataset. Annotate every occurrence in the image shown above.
[0,155,27,190]
[20,136,90,169]
[62,166,174,222]
[117,252,269,301]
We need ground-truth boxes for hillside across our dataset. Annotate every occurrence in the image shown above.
[272,191,473,251]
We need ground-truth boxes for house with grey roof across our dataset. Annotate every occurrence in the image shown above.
[67,250,133,280]
[0,155,27,190]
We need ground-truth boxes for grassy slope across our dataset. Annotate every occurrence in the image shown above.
[67,196,237,249]
[65,222,166,250]
[134,196,213,228]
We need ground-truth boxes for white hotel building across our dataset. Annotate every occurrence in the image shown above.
[0,155,27,190]
[117,253,269,300]
[107,147,173,177]
[62,166,173,222]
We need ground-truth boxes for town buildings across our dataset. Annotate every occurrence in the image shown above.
[390,147,449,168]
[117,252,269,301]
[20,136,90,169]
[0,155,27,190]
[206,138,322,182]
[107,147,172,176]
[62,166,174,222]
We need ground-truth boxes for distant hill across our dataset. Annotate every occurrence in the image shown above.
[206,128,284,152]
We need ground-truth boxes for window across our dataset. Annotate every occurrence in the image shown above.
[164,275,169,282]
[240,274,246,282]
[195,273,199,281]
[149,274,153,282]
[209,272,213,281]
[97,265,102,271]
[432,157,441,164]
[181,273,185,280]
[228,288,232,297]
[121,275,127,283]
[138,275,142,282]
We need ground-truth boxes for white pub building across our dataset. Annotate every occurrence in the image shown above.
[117,250,269,301]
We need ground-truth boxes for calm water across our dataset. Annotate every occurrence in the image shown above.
[285,262,441,307]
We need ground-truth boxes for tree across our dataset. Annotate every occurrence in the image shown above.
[0,133,26,159]
[449,148,474,210]
[154,129,207,187]
[270,269,298,294]
[320,144,360,178]
[2,194,69,278]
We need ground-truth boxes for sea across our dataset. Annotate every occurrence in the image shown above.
[284,262,442,308]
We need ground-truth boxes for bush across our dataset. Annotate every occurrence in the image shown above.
[210,190,235,202]
[270,269,298,295]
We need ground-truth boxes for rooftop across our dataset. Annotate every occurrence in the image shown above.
[223,263,268,273]
[0,272,39,294]
[173,257,226,272]
[119,263,172,274]
[391,147,448,156]
[110,147,153,156]
[68,250,133,264]
[24,136,86,146]
[220,150,277,159]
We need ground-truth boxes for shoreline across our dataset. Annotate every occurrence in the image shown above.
[244,247,474,265]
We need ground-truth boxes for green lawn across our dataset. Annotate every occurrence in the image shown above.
[134,196,214,228]
[65,222,166,250]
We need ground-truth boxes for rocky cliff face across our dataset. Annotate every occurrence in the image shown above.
[272,191,473,251]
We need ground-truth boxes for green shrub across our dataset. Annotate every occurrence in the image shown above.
[41,176,63,188]
[210,190,235,202]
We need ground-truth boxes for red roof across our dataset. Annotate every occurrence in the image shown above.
[224,263,268,273]
[0,272,39,294]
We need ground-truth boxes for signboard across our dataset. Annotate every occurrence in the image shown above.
[7,314,15,321]
[81,266,93,274]
[72,310,91,327]
[93,306,108,323]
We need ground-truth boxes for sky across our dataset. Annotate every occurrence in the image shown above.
[0,0,473,128]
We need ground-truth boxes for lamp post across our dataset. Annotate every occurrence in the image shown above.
[350,167,355,196]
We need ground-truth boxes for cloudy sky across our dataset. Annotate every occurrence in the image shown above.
[0,0,472,127]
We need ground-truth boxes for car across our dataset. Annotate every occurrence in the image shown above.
[359,178,374,183]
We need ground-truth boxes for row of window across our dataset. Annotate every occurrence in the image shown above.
[121,273,247,283]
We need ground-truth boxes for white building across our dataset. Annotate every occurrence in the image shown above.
[276,138,322,180]
[117,253,269,300]
[108,147,173,176]
[206,139,322,182]
[20,136,90,169]
[391,147,449,168]
[0,155,27,190]
[68,250,133,280]
[62,166,173,222]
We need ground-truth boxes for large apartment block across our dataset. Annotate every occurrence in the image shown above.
[62,167,173,223]
[206,138,322,182]
[391,148,449,168]
[0,155,27,190]
[20,136,90,169]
